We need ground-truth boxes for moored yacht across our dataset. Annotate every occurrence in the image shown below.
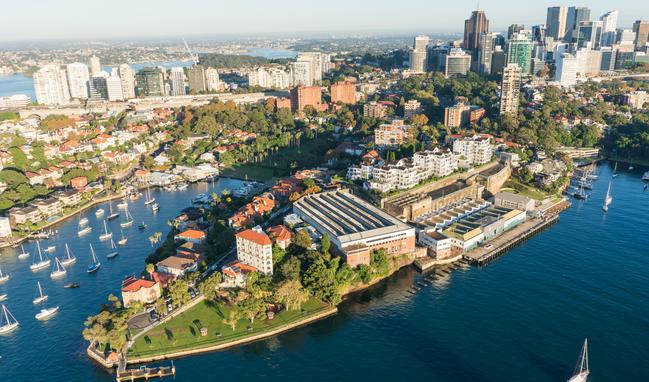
[0,305,19,334]
[35,306,59,321]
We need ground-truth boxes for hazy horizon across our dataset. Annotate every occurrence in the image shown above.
[2,0,647,43]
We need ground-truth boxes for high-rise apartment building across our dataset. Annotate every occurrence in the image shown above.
[135,68,165,97]
[555,52,578,88]
[508,24,525,40]
[633,20,649,51]
[599,10,619,47]
[66,62,90,100]
[169,67,186,96]
[464,10,489,71]
[290,60,312,86]
[106,69,124,101]
[205,67,221,92]
[88,72,109,101]
[507,33,533,75]
[546,6,568,41]
[290,86,323,112]
[330,81,356,104]
[89,55,101,76]
[236,229,273,276]
[118,64,136,100]
[403,100,423,120]
[499,64,521,115]
[295,52,330,83]
[566,6,591,42]
[477,32,494,75]
[409,35,430,72]
[187,65,207,93]
[33,65,70,105]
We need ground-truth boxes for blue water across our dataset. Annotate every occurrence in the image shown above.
[0,74,35,100]
[2,164,649,381]
[246,48,297,59]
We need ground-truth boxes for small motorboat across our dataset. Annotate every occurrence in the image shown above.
[116,200,128,209]
[0,294,7,302]
[78,226,92,236]
[43,245,56,254]
[35,306,59,321]
[95,208,105,217]
[138,222,148,230]
[177,182,188,191]
[64,282,79,289]
[79,217,89,227]
[151,203,159,212]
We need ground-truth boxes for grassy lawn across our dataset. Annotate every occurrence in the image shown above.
[502,179,550,200]
[128,298,330,358]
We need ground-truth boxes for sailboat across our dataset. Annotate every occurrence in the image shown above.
[50,257,67,279]
[106,200,119,221]
[116,199,128,209]
[0,305,19,334]
[35,305,60,321]
[0,266,9,283]
[79,217,89,227]
[612,162,618,178]
[43,245,56,254]
[60,243,77,266]
[117,231,128,246]
[151,202,159,212]
[95,208,105,217]
[568,339,590,382]
[32,281,48,304]
[18,244,30,259]
[78,224,92,236]
[30,242,51,271]
[603,181,613,212]
[138,221,148,230]
[120,208,134,228]
[573,183,588,200]
[107,239,119,259]
[99,220,113,241]
[144,186,156,205]
[0,294,6,302]
[87,244,101,273]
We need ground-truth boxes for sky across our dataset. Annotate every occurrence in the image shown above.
[1,0,647,42]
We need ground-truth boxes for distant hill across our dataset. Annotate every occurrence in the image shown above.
[198,54,269,68]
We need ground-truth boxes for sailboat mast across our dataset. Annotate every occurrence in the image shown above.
[582,339,589,372]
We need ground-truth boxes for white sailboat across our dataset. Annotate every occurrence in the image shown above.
[32,281,48,304]
[95,208,105,217]
[116,199,128,209]
[107,239,119,259]
[18,244,30,259]
[35,306,59,321]
[117,231,128,246]
[106,200,119,221]
[144,186,156,205]
[99,220,113,241]
[612,162,618,178]
[87,244,101,273]
[79,217,89,227]
[0,294,6,302]
[43,245,56,254]
[120,208,134,228]
[0,266,9,283]
[603,181,613,212]
[78,225,92,236]
[568,339,590,382]
[0,305,19,334]
[151,202,159,212]
[50,257,67,279]
[60,243,77,266]
[30,242,51,271]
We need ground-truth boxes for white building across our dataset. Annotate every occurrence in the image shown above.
[33,65,70,105]
[403,99,423,120]
[290,60,312,86]
[169,67,185,96]
[118,64,136,99]
[236,228,273,275]
[0,217,11,238]
[409,35,430,72]
[555,52,578,88]
[205,67,221,92]
[66,62,90,99]
[89,55,101,76]
[452,135,493,166]
[106,69,124,101]
[0,94,31,109]
[296,52,330,82]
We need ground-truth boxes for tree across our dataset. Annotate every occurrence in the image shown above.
[302,257,341,306]
[321,233,331,256]
[272,244,287,265]
[274,280,310,311]
[155,298,167,316]
[410,114,429,127]
[199,272,222,301]
[222,307,241,331]
[240,297,265,324]
[279,256,301,281]
[293,230,313,251]
[168,279,191,307]
[145,263,155,276]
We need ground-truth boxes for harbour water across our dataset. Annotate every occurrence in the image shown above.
[0,74,35,100]
[1,163,649,381]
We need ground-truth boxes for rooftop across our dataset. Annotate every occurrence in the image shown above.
[236,229,272,246]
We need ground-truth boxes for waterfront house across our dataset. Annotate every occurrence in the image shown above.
[174,229,207,244]
[29,197,63,218]
[121,277,162,308]
[53,190,83,207]
[8,206,43,226]
[221,261,258,288]
[236,228,273,275]
[156,255,199,277]
[228,195,276,229]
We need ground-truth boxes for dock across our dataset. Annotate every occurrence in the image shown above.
[463,214,559,265]
[116,362,176,381]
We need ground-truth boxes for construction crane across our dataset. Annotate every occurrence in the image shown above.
[182,38,199,66]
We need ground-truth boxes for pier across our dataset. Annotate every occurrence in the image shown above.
[116,363,176,381]
[463,214,560,265]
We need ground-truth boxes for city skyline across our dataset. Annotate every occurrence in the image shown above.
[2,0,648,42]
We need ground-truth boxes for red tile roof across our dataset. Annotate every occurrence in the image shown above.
[122,277,157,293]
[236,229,272,246]
[267,225,292,242]
[177,229,206,240]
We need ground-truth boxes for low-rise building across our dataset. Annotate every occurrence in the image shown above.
[156,255,199,277]
[363,101,388,119]
[266,225,293,250]
[0,217,12,238]
[403,100,422,120]
[8,206,42,226]
[121,277,162,308]
[29,197,63,218]
[174,229,207,244]
[418,230,453,259]
[622,90,648,109]
[53,190,82,206]
[236,228,273,275]
[452,135,493,166]
[374,120,411,148]
[221,261,258,288]
[494,191,535,211]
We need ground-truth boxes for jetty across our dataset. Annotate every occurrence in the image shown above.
[116,362,176,381]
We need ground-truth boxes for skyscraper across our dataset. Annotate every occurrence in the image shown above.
[576,21,603,49]
[464,10,489,71]
[599,10,619,47]
[135,68,165,97]
[295,52,330,83]
[477,32,494,75]
[66,62,90,100]
[507,33,533,75]
[555,52,578,87]
[500,64,521,115]
[187,65,207,93]
[118,64,136,100]
[88,72,109,101]
[89,55,101,76]
[546,6,568,41]
[507,24,525,40]
[566,6,591,42]
[409,35,430,72]
[633,20,649,51]
[169,67,186,96]
[33,65,70,105]
[106,69,124,101]
[205,67,221,92]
